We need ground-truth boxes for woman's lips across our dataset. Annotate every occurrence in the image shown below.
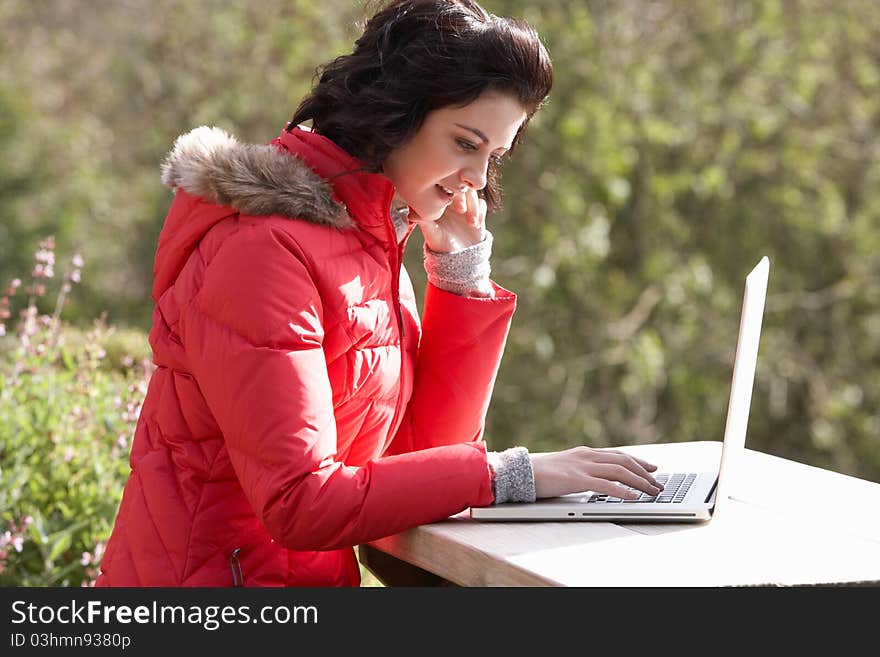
[435,184,455,204]
[436,184,454,203]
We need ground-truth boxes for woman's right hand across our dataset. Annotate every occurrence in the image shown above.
[530,447,664,500]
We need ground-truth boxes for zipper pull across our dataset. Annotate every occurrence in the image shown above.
[229,547,243,587]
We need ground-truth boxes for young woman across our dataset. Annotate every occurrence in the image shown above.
[96,0,663,587]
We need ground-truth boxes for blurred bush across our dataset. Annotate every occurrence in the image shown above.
[0,241,152,585]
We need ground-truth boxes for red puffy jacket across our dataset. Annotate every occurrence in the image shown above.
[96,125,515,586]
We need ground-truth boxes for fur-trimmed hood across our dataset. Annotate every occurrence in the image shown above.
[160,126,353,229]
[152,125,400,301]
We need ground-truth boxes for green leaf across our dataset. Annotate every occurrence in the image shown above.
[47,531,72,563]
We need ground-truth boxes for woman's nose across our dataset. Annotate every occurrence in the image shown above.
[460,164,488,191]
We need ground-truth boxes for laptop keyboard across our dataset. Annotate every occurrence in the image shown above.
[585,473,696,504]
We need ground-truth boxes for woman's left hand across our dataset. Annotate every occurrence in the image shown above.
[412,187,487,253]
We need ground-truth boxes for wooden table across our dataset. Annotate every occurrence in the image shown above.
[360,441,880,586]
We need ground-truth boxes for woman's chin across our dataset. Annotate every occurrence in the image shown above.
[416,205,449,221]
[409,209,443,224]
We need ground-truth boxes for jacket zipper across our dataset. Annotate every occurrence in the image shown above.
[386,223,413,439]
[229,547,243,587]
[393,224,410,339]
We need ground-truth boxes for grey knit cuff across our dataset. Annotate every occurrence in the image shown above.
[423,231,494,297]
[487,447,536,505]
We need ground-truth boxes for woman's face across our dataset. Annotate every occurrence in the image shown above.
[382,91,527,222]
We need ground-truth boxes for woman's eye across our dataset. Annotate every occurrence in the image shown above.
[457,138,504,165]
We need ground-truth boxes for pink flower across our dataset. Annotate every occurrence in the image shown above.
[35,248,55,266]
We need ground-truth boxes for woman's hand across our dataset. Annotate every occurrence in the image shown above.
[412,187,487,253]
[530,447,664,500]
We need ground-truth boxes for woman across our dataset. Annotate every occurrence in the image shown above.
[97,0,663,587]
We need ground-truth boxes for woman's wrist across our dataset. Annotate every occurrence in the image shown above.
[487,446,536,505]
[423,230,494,297]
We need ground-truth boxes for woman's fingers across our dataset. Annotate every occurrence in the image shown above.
[454,188,484,225]
[591,449,663,488]
[475,197,487,228]
[453,191,468,215]
[581,478,642,501]
[586,463,663,496]
[417,187,487,253]
[597,448,658,470]
[443,188,486,241]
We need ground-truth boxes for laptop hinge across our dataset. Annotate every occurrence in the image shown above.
[705,477,719,504]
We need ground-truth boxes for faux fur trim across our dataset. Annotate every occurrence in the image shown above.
[160,126,353,229]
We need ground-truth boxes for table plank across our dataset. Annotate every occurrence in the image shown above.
[506,500,880,586]
[369,515,639,586]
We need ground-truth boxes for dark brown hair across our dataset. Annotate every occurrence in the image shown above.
[289,0,553,210]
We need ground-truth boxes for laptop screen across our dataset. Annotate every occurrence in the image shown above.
[712,256,769,516]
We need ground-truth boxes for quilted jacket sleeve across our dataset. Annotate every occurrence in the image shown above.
[385,279,517,455]
[180,223,494,552]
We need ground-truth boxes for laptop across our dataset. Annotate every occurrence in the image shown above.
[471,256,770,523]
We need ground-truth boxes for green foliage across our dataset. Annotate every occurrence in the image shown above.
[0,0,361,328]
[475,0,880,483]
[0,243,152,586]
